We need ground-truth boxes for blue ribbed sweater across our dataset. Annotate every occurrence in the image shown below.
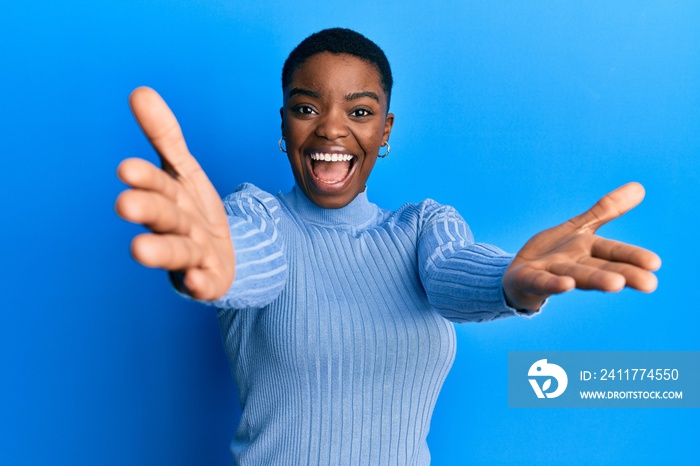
[208,183,532,465]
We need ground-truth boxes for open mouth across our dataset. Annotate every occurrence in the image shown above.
[307,152,358,185]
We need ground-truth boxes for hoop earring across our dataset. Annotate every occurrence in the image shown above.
[378,141,390,158]
[278,136,287,153]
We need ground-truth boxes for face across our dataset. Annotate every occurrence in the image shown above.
[281,52,394,209]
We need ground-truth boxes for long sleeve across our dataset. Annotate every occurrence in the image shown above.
[417,200,536,322]
[206,183,288,310]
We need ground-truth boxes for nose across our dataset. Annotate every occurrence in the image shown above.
[314,108,349,140]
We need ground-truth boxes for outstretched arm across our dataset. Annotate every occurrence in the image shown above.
[115,87,235,301]
[503,182,661,311]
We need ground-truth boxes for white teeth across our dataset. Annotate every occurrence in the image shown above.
[310,153,354,162]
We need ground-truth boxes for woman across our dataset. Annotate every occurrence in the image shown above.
[116,28,660,465]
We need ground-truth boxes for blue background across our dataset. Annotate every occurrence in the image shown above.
[1,1,698,465]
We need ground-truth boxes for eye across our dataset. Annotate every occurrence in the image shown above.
[292,105,317,115]
[351,108,373,118]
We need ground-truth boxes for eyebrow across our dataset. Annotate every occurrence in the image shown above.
[289,87,321,98]
[288,88,380,103]
[345,91,379,103]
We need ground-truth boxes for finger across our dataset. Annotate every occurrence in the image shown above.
[116,189,191,235]
[182,268,228,301]
[549,261,626,292]
[591,237,662,271]
[580,257,659,293]
[129,87,203,178]
[566,182,645,234]
[117,157,179,201]
[131,233,203,270]
[515,266,576,296]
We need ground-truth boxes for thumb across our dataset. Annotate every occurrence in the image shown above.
[129,86,201,178]
[565,182,646,234]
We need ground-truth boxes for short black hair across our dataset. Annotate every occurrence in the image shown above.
[282,28,393,109]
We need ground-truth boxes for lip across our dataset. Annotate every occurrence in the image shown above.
[303,147,361,194]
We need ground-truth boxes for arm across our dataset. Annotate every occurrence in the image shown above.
[116,88,287,308]
[206,184,288,309]
[418,201,527,323]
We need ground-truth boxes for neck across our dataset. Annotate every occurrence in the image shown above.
[281,185,379,229]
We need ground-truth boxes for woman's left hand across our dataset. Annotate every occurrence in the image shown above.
[502,182,662,311]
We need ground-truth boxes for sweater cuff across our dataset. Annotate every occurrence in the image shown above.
[501,289,545,318]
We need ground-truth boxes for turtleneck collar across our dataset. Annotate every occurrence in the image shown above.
[280,184,380,230]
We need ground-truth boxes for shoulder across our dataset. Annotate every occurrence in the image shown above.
[222,183,283,221]
[224,182,278,204]
[391,198,465,225]
[387,198,473,243]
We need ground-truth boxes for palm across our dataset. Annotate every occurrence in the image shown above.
[115,87,234,300]
[503,183,661,311]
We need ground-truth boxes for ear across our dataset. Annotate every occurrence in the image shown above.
[382,113,395,143]
[279,107,285,134]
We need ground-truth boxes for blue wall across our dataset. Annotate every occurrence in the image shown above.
[1,1,698,464]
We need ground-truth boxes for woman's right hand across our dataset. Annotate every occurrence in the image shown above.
[115,87,234,301]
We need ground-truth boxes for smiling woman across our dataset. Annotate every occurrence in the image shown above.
[115,28,660,465]
[282,45,394,208]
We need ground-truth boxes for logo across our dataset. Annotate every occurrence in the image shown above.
[528,359,568,399]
